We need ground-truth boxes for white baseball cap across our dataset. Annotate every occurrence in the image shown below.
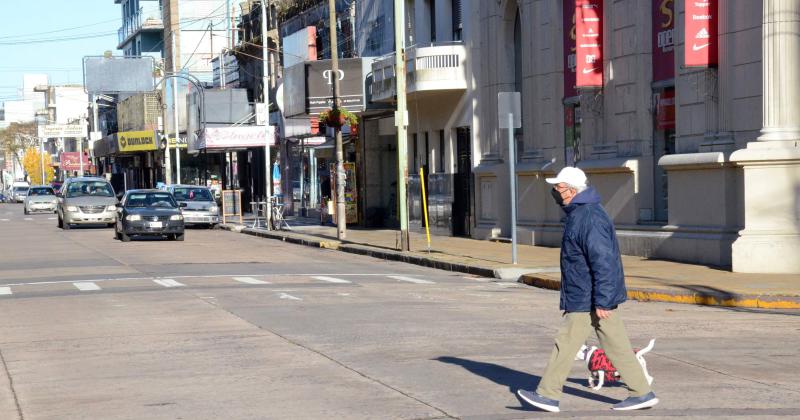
[546,167,587,187]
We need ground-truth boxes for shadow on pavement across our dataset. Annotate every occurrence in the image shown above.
[434,356,620,411]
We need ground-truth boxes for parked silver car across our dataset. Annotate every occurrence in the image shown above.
[24,186,57,214]
[12,186,29,203]
[57,177,118,229]
[162,184,219,227]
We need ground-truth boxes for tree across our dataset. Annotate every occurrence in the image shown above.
[0,122,38,178]
[22,148,54,185]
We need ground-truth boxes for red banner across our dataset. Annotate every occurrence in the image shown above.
[563,0,577,98]
[59,152,91,172]
[575,0,603,87]
[684,0,717,67]
[656,88,675,130]
[652,0,675,81]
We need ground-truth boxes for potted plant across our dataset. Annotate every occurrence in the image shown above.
[318,108,358,128]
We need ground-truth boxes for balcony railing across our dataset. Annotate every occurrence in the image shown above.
[118,7,164,47]
[371,41,467,102]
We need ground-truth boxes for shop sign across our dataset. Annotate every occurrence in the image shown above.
[685,0,717,67]
[38,124,87,139]
[306,58,365,113]
[563,0,577,97]
[575,0,603,88]
[656,89,675,130]
[60,152,91,171]
[118,130,157,153]
[198,126,276,149]
[653,0,675,81]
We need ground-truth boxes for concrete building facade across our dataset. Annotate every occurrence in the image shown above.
[472,0,800,273]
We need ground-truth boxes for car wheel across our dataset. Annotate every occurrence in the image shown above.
[107,223,115,228]
[120,232,131,242]
[175,233,185,241]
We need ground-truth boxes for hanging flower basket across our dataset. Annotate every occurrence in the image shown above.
[319,108,358,128]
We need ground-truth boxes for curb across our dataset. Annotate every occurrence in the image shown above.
[519,274,800,310]
[221,224,497,278]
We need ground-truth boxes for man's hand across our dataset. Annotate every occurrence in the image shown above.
[595,308,612,320]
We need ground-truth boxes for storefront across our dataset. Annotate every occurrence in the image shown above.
[94,130,159,191]
[197,125,277,207]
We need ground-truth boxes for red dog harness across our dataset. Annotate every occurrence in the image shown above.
[588,349,618,382]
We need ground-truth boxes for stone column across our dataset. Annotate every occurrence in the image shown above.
[730,0,800,273]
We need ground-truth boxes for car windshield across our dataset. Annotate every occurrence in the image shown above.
[28,187,54,196]
[65,181,114,198]
[13,187,28,193]
[126,192,178,208]
[172,187,213,202]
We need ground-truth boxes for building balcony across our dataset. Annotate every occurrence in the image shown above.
[370,42,467,103]
[118,7,164,49]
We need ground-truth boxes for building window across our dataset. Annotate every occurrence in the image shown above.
[439,129,445,172]
[451,0,462,41]
[429,0,436,42]
[412,133,418,170]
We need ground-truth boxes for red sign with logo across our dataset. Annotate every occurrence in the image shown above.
[652,0,675,81]
[656,88,675,130]
[563,0,577,98]
[575,0,603,88]
[59,152,91,172]
[684,0,717,67]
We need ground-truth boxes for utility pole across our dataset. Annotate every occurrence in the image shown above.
[394,0,410,250]
[172,30,182,184]
[329,0,347,239]
[262,0,273,230]
[40,136,45,184]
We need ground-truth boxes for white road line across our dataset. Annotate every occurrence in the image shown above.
[496,282,521,288]
[278,292,302,301]
[47,217,57,220]
[153,279,185,288]
[0,287,11,296]
[312,276,351,284]
[388,275,435,284]
[0,219,9,222]
[24,218,33,221]
[73,282,101,291]
[233,276,270,285]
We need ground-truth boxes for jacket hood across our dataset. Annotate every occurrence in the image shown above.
[570,186,601,204]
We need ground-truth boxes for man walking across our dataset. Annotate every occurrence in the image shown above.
[517,167,659,412]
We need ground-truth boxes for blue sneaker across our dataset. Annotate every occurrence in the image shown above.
[517,389,560,412]
[612,392,659,410]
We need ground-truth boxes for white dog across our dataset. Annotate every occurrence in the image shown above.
[574,338,655,390]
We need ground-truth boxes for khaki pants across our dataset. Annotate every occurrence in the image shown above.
[536,311,651,400]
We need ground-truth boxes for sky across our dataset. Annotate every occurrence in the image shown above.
[0,0,121,102]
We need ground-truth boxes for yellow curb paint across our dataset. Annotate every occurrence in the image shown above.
[519,276,800,310]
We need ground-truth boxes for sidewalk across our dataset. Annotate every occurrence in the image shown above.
[221,217,800,309]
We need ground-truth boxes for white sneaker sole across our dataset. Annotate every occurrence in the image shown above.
[612,397,659,411]
[517,390,560,413]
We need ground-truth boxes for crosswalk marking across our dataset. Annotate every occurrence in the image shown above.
[153,279,185,288]
[496,282,521,288]
[0,219,9,222]
[47,217,57,220]
[312,276,351,284]
[73,282,101,291]
[24,217,33,221]
[233,276,270,285]
[0,287,11,296]
[388,275,435,284]
[278,292,302,301]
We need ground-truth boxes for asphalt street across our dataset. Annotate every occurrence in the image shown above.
[0,202,798,419]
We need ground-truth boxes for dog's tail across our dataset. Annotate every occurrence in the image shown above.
[636,338,655,357]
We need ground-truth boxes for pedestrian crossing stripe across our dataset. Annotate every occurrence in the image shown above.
[73,282,101,291]
[153,279,185,288]
[0,287,11,295]
[312,276,352,284]
[233,277,270,285]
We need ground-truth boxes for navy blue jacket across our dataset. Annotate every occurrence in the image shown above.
[558,187,627,312]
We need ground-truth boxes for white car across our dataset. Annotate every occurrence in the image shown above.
[24,186,57,214]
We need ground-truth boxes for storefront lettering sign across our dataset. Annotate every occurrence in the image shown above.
[563,0,577,97]
[684,0,717,67]
[653,0,675,81]
[575,0,603,88]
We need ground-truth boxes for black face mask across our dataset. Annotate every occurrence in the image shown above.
[550,188,565,206]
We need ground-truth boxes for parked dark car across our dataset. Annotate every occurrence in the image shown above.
[115,189,186,242]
